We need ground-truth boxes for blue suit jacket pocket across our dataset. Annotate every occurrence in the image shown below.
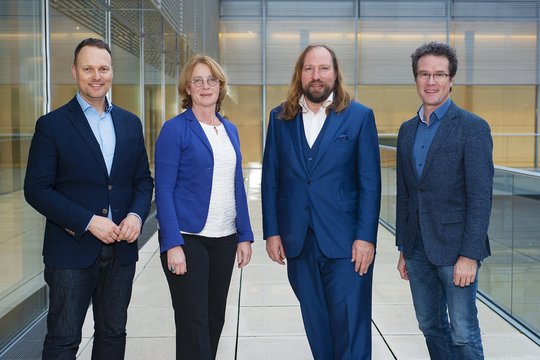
[440,210,465,224]
[335,134,351,142]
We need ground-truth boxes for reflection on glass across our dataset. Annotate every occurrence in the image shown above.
[0,0,46,350]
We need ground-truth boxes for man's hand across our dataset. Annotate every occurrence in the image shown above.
[266,235,286,265]
[88,215,121,244]
[352,240,375,276]
[118,214,142,243]
[168,246,187,275]
[454,256,478,287]
[397,251,409,280]
[237,241,252,268]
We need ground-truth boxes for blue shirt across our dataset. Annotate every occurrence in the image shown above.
[76,93,116,175]
[412,99,452,178]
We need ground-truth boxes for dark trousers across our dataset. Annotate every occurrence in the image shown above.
[160,233,237,360]
[287,228,373,360]
[43,244,135,360]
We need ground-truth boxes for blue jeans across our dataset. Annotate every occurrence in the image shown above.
[406,238,484,360]
[43,244,135,360]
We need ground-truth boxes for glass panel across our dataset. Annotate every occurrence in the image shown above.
[143,9,163,170]
[222,85,263,165]
[482,171,514,313]
[111,0,142,117]
[0,0,47,350]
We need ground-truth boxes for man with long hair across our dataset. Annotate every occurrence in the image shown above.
[262,44,381,359]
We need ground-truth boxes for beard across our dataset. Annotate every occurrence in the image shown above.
[303,81,333,104]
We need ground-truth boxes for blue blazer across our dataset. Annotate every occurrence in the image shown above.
[154,108,254,253]
[396,102,493,266]
[24,97,154,268]
[262,101,382,258]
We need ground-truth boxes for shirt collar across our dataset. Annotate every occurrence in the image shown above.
[418,98,452,124]
[76,92,113,114]
[299,92,334,114]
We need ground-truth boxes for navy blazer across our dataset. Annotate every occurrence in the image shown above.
[262,101,382,258]
[154,108,254,253]
[396,102,493,266]
[24,96,154,268]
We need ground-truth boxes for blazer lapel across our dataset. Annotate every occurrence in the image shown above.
[67,98,109,176]
[402,117,420,181]
[110,107,126,179]
[420,104,459,180]
[186,108,213,153]
[292,113,308,174]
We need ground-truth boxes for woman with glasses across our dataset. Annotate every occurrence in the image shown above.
[155,55,253,360]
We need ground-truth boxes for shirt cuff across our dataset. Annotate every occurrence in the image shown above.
[128,212,143,225]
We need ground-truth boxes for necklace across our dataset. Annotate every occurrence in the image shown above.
[200,117,219,135]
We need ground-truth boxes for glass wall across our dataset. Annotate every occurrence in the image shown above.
[0,0,221,352]
[0,1,47,350]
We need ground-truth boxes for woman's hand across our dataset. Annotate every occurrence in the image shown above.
[167,246,187,275]
[236,241,252,268]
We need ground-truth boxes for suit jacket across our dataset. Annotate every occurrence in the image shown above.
[262,101,382,258]
[396,101,493,266]
[24,96,154,268]
[154,108,254,253]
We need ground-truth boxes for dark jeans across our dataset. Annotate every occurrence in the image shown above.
[160,232,237,360]
[43,244,135,360]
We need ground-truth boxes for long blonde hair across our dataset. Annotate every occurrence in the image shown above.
[279,44,351,120]
[178,55,228,112]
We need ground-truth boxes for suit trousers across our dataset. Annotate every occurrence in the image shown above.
[43,244,135,360]
[160,232,237,360]
[287,228,373,360]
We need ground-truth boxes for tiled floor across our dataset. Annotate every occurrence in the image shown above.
[76,170,540,359]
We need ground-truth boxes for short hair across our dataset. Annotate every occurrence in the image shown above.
[178,55,228,112]
[411,42,458,79]
[73,38,111,66]
[280,44,350,120]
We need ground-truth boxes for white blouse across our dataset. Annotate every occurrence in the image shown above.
[185,122,237,238]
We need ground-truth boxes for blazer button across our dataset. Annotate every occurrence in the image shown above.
[307,179,311,184]
[102,208,108,215]
[108,184,112,190]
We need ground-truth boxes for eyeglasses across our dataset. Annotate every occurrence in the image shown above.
[416,72,450,82]
[191,77,219,87]
[302,65,332,74]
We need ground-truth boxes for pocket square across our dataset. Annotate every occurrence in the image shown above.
[336,134,351,141]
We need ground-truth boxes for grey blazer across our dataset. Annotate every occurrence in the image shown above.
[396,101,493,266]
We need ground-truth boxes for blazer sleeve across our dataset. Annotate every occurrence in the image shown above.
[155,120,186,252]
[126,115,154,224]
[24,115,94,240]
[395,123,409,248]
[261,109,280,239]
[229,124,254,242]
[354,108,382,244]
[461,118,494,260]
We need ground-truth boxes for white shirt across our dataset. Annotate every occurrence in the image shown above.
[188,122,237,238]
[299,92,334,147]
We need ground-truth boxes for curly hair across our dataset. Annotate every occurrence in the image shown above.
[178,55,228,112]
[279,44,350,120]
[411,42,458,79]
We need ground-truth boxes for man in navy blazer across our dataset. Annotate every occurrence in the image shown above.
[262,44,381,359]
[24,38,153,359]
[396,42,493,359]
